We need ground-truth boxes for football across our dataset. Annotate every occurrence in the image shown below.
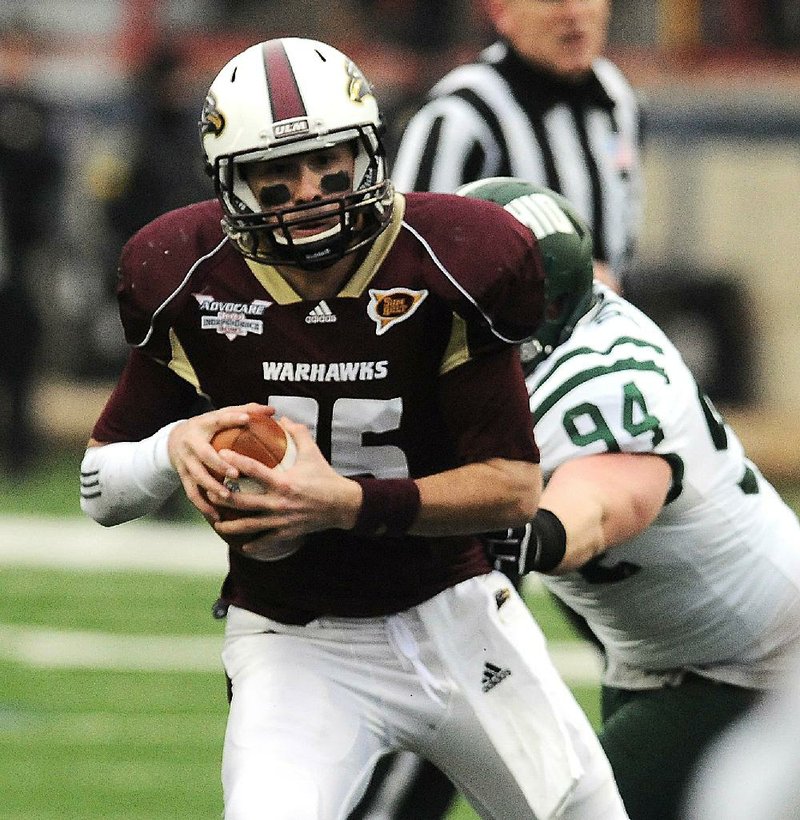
[210,414,301,562]
[210,414,297,494]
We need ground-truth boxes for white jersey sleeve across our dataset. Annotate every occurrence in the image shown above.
[529,285,800,690]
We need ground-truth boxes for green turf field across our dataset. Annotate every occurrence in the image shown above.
[1,449,797,818]
[0,563,596,819]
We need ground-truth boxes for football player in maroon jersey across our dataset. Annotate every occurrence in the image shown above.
[80,38,628,820]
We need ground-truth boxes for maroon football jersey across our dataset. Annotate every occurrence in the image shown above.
[94,193,544,622]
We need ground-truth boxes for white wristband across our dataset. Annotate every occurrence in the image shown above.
[80,421,184,526]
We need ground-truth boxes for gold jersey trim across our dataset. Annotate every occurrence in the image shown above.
[440,313,471,375]
[168,329,201,390]
[242,193,407,301]
[340,193,406,297]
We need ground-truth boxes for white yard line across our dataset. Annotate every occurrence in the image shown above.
[0,624,224,672]
[0,622,601,684]
[0,517,598,684]
[0,516,227,575]
[0,515,543,586]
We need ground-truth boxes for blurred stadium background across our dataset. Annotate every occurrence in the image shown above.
[2,0,800,473]
[1,1,799,817]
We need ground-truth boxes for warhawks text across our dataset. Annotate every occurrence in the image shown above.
[262,361,389,382]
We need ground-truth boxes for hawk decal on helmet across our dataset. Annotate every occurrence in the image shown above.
[199,93,224,137]
[346,60,372,103]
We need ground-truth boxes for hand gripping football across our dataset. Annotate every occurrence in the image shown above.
[210,414,297,494]
[210,414,300,561]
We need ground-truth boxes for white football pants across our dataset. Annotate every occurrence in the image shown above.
[220,572,627,820]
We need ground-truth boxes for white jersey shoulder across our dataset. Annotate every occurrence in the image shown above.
[531,285,800,690]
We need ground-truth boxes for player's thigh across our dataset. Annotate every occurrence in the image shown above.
[599,676,759,820]
[221,615,384,819]
[419,680,625,820]
[418,690,536,820]
[540,676,628,820]
[558,706,630,820]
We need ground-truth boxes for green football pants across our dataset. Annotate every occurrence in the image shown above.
[599,674,760,820]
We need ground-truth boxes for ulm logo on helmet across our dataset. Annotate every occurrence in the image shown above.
[200,93,225,137]
[273,119,310,139]
[346,60,372,103]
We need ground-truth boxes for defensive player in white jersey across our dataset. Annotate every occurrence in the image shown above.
[463,178,800,820]
[79,42,629,820]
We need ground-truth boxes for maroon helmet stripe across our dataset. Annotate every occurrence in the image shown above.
[262,41,307,123]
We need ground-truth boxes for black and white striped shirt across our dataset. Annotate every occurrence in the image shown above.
[392,41,644,279]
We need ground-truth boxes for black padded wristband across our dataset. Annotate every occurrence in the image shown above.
[351,477,421,537]
[525,508,567,573]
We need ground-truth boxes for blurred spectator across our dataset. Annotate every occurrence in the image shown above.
[701,0,800,49]
[355,0,465,53]
[82,40,212,516]
[84,40,208,377]
[0,22,61,475]
[98,41,208,267]
[763,0,800,49]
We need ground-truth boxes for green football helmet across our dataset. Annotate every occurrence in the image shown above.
[457,177,595,370]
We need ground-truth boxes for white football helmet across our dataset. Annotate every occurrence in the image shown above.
[200,38,394,269]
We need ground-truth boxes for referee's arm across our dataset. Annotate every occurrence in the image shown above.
[392,97,499,192]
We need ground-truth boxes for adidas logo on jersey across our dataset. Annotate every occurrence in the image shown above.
[481,662,511,693]
[305,301,337,324]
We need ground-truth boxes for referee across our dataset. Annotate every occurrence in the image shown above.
[392,0,644,292]
[352,3,642,817]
